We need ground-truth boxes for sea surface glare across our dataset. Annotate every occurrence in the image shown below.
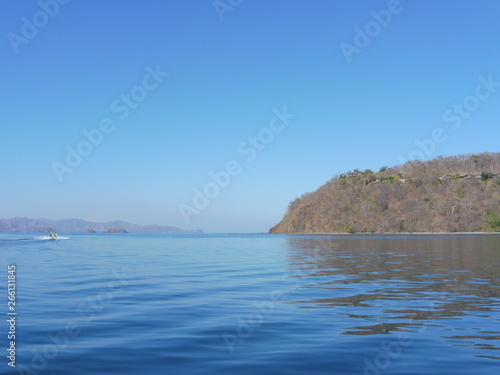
[0,234,499,374]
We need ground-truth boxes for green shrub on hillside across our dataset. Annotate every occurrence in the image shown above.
[481,171,495,181]
[483,212,500,232]
[346,225,356,233]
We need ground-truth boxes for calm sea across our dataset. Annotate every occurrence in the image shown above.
[1,233,499,374]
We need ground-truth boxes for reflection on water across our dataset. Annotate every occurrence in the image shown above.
[284,235,500,358]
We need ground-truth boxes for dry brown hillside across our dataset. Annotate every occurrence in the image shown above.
[270,153,500,233]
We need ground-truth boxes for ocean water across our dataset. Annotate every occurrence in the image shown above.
[0,233,499,374]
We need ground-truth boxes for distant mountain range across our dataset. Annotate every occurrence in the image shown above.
[0,217,203,234]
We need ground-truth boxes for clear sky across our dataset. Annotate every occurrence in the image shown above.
[1,0,499,233]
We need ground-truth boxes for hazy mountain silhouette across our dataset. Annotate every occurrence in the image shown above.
[0,217,202,234]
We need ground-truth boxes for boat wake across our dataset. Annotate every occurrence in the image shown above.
[35,236,70,241]
[0,235,69,246]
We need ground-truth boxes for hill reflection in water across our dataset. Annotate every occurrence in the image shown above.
[283,235,500,357]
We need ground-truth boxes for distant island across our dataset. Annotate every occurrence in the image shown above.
[270,152,500,234]
[104,227,128,233]
[0,218,202,234]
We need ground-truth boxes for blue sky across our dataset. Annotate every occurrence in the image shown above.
[1,0,499,233]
